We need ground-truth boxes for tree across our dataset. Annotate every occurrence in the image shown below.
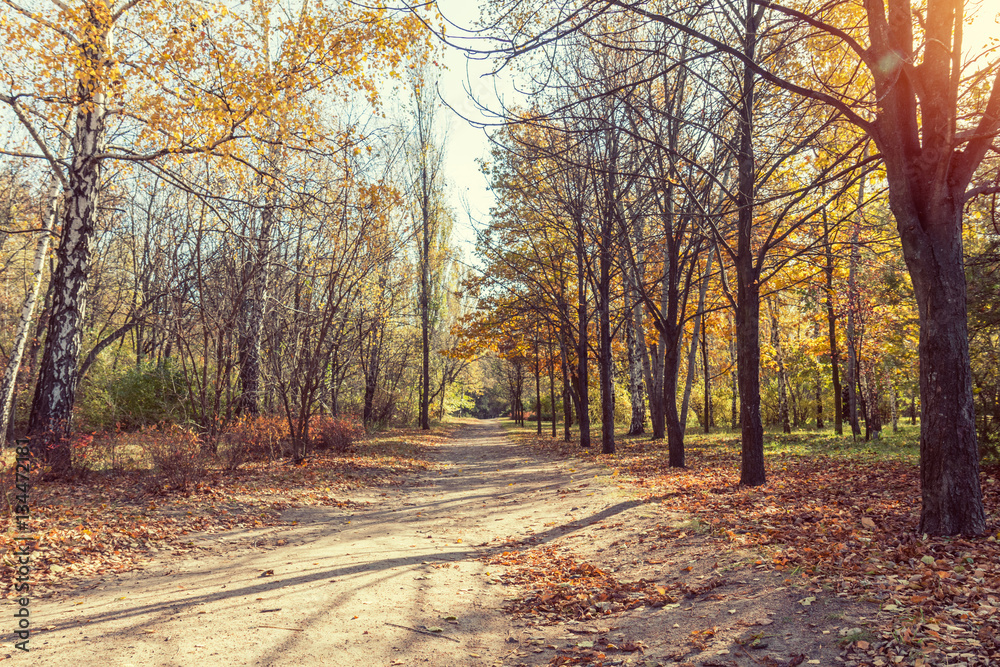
[465,0,999,534]
[0,0,422,472]
[0,129,69,443]
[407,68,448,431]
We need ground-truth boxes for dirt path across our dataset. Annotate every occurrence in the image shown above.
[26,420,872,666]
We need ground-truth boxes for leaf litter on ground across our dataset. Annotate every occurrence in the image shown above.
[507,429,1000,666]
[1,429,440,599]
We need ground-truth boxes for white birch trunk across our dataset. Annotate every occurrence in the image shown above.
[0,135,68,441]
[29,23,112,473]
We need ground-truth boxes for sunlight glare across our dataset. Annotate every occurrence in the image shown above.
[964,0,1000,53]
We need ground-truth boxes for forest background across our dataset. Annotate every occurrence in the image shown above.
[0,0,998,538]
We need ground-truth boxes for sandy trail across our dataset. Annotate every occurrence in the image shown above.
[27,420,633,666]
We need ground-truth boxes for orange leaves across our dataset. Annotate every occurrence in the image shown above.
[483,545,683,622]
[570,437,1000,662]
[0,426,433,601]
[688,625,717,650]
[2,0,429,166]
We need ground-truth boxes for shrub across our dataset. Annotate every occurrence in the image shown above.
[218,415,289,468]
[311,416,362,454]
[139,424,206,492]
[72,424,206,491]
[104,361,191,430]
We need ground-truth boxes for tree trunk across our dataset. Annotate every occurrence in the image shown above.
[439,374,447,420]
[865,371,881,440]
[845,183,863,438]
[736,278,764,485]
[814,318,823,428]
[598,209,615,455]
[560,336,573,441]
[735,0,766,486]
[729,325,739,430]
[646,339,664,439]
[623,223,647,436]
[664,332,684,467]
[0,136,66,443]
[855,361,867,434]
[771,301,791,434]
[823,212,843,435]
[534,332,542,435]
[890,384,899,433]
[29,46,110,473]
[420,193,431,430]
[238,122,281,416]
[680,251,713,434]
[575,218,591,448]
[730,369,738,429]
[623,261,646,435]
[548,335,557,438]
[897,206,985,535]
[517,363,525,426]
[362,321,381,429]
[237,266,267,417]
[702,322,711,433]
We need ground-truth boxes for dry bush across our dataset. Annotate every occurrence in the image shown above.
[218,415,289,468]
[88,425,207,493]
[310,416,363,454]
[146,425,205,489]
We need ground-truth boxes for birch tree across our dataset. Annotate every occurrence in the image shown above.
[0,0,422,472]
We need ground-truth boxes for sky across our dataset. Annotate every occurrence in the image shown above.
[432,0,507,264]
[966,1,1000,50]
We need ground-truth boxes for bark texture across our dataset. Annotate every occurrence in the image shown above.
[734,1,765,486]
[622,259,646,436]
[29,27,110,473]
[862,0,994,534]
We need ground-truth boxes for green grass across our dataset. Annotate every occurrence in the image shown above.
[839,627,877,646]
[499,417,921,464]
[755,424,920,463]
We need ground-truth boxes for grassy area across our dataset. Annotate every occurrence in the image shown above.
[500,417,921,464]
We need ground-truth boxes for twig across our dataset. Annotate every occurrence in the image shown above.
[259,625,303,632]
[384,622,461,642]
[739,645,767,665]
